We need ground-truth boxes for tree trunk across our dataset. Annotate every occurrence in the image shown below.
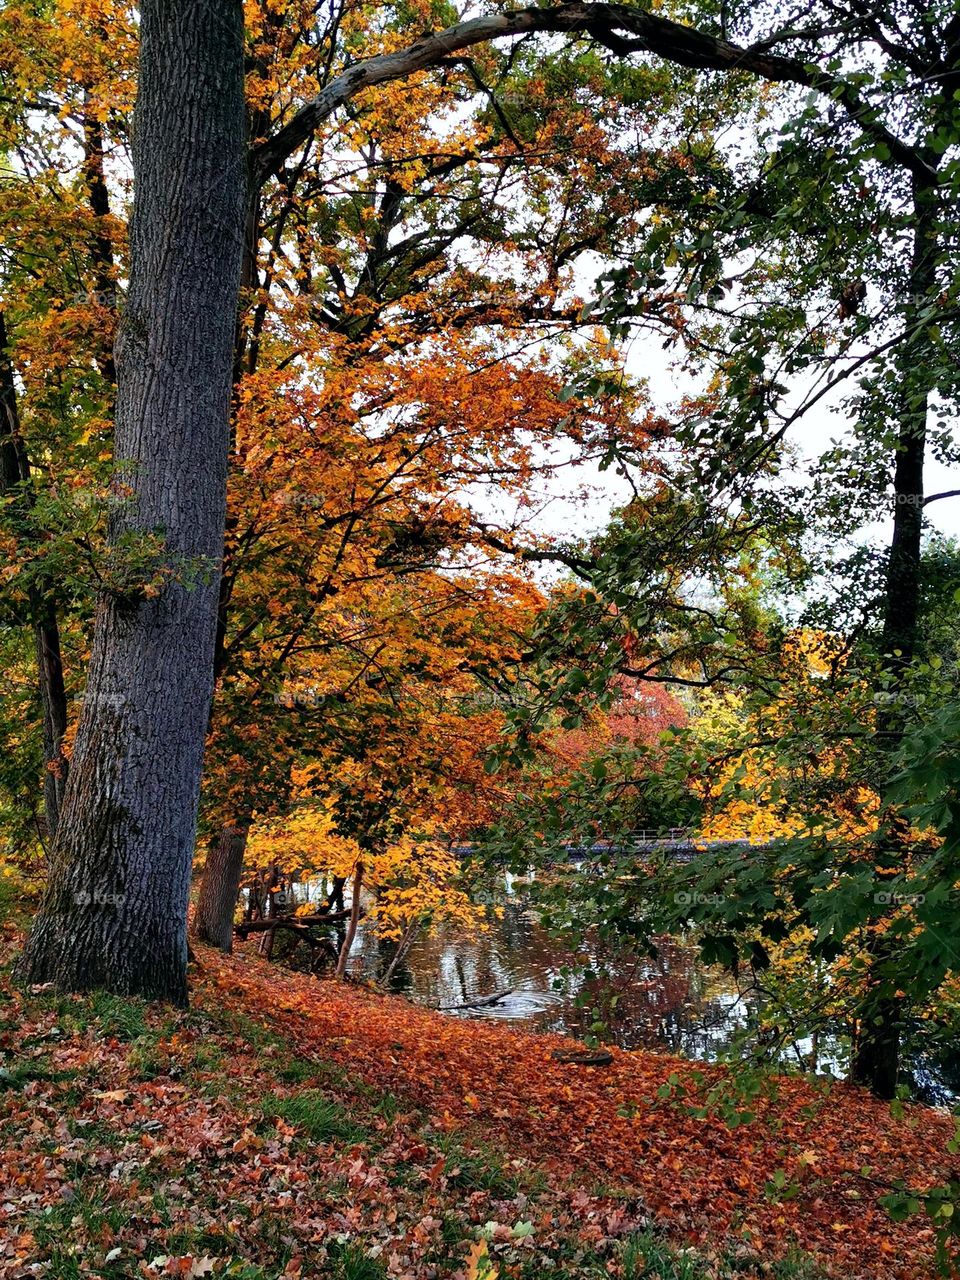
[334,862,364,980]
[16,0,247,1004]
[33,603,69,845]
[0,310,70,846]
[192,821,249,951]
[850,180,938,1097]
[323,876,346,914]
[81,94,117,385]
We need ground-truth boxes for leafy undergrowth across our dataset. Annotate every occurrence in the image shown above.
[0,930,953,1280]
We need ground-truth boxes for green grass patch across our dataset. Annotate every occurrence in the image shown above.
[262,1088,369,1144]
[428,1130,522,1199]
[0,1056,80,1091]
[88,992,148,1040]
[618,1232,825,1279]
[275,1055,322,1084]
[328,1242,388,1280]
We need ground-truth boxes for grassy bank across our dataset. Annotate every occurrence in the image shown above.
[0,901,953,1278]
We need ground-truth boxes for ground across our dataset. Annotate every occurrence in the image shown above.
[0,912,956,1279]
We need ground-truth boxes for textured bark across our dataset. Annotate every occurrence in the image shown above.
[17,0,247,1003]
[850,184,939,1098]
[192,822,249,952]
[0,311,70,844]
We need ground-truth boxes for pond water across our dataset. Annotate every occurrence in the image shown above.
[352,902,757,1058]
[292,879,958,1103]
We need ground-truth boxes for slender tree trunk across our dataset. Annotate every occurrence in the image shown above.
[33,603,69,844]
[0,311,70,845]
[381,917,419,987]
[82,94,117,386]
[850,180,938,1097]
[16,0,247,1004]
[192,821,249,951]
[334,861,364,980]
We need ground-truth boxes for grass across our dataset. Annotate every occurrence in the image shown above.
[427,1128,524,1198]
[328,1242,389,1280]
[0,881,833,1280]
[0,1055,80,1091]
[618,1231,825,1279]
[261,1087,370,1144]
[88,991,149,1040]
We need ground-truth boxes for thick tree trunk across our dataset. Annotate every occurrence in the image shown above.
[16,0,247,1004]
[850,182,938,1098]
[192,821,249,952]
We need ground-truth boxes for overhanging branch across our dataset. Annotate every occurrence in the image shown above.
[252,4,936,189]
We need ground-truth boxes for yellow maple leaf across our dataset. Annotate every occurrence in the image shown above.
[465,1240,498,1280]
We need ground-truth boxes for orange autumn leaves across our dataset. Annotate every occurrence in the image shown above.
[204,944,958,1279]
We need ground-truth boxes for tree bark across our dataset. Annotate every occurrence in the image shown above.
[32,602,69,845]
[16,0,247,1004]
[850,179,939,1098]
[0,311,70,846]
[192,821,249,951]
[81,93,117,385]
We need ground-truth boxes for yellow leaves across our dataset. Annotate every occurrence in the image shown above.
[465,1240,498,1280]
[693,628,880,846]
[245,806,486,944]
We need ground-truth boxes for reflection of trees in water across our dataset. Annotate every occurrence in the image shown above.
[361,896,754,1061]
[265,884,951,1095]
[564,936,753,1055]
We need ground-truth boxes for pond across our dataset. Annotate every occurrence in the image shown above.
[351,898,760,1061]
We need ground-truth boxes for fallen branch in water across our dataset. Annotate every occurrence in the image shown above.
[439,987,514,1011]
[235,910,354,937]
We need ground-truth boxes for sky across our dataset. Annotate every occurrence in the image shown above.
[501,328,960,555]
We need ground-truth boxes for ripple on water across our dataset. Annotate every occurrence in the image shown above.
[449,986,566,1022]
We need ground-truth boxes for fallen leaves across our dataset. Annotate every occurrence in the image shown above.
[200,944,956,1279]
[1,932,956,1280]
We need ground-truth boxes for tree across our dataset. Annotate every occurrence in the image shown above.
[12,0,960,1017]
[16,0,247,1000]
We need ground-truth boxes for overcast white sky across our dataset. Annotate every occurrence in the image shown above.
[497,330,960,553]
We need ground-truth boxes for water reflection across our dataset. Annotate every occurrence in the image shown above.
[291,878,955,1098]
[351,897,759,1063]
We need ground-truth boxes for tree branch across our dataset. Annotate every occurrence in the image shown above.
[252,3,937,189]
